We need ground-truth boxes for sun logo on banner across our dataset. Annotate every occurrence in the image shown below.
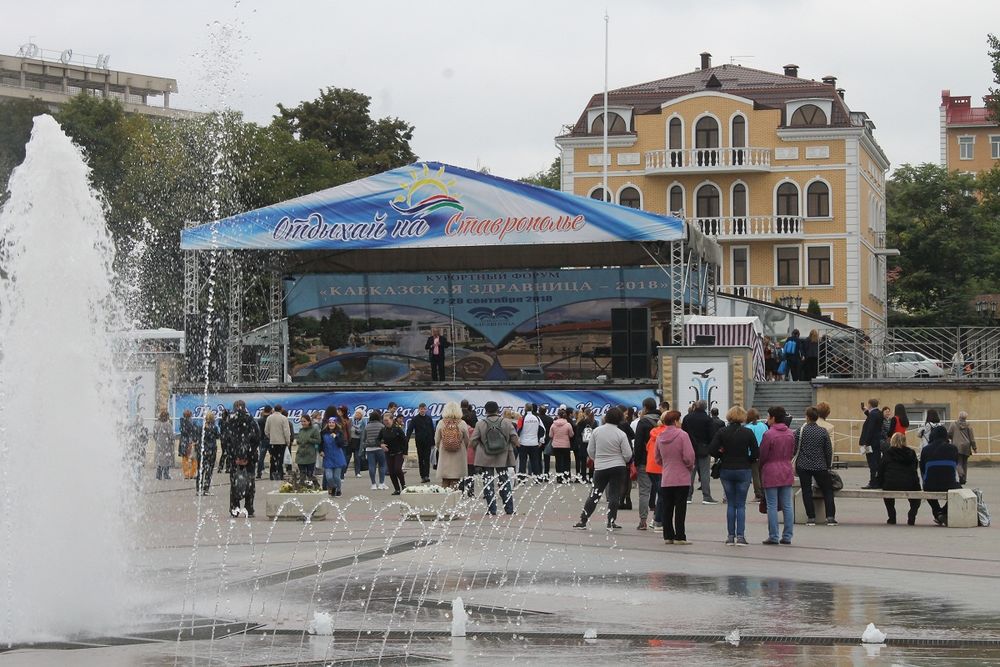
[390,164,464,216]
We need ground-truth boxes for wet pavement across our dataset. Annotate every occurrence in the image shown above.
[3,464,1000,665]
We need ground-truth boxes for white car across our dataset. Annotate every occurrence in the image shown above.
[883,351,947,378]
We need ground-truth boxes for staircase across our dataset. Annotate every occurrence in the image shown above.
[751,382,815,426]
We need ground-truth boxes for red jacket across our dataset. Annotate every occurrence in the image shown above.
[759,423,796,488]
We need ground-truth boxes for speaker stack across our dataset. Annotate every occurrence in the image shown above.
[610,307,650,379]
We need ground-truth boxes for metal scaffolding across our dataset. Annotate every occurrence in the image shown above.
[225,251,243,384]
[266,263,283,382]
[182,221,200,317]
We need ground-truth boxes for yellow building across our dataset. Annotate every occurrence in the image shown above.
[555,53,891,329]
[940,90,999,174]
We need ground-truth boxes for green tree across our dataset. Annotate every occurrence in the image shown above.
[0,97,51,191]
[274,87,415,175]
[519,157,561,190]
[56,94,130,198]
[886,163,998,325]
[319,308,352,350]
[987,33,1000,123]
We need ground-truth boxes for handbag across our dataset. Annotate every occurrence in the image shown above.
[710,459,721,479]
[777,359,788,376]
[282,447,292,466]
[758,497,767,514]
[430,447,438,470]
[829,470,844,491]
[628,461,638,481]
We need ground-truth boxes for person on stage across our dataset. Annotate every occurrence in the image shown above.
[425,327,450,381]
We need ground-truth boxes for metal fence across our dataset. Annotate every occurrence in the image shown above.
[827,419,998,457]
[819,326,1000,380]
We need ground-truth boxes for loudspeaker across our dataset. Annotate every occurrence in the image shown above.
[611,308,630,331]
[608,307,650,379]
[694,334,716,345]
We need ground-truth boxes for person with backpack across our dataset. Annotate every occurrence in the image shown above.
[228,400,260,518]
[435,401,470,489]
[782,330,802,381]
[633,397,661,531]
[548,408,576,482]
[516,403,544,480]
[470,400,518,515]
[574,408,597,483]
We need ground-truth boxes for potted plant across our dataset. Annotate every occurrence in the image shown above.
[400,484,466,521]
[265,473,330,521]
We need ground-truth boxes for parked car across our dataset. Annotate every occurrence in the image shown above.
[882,351,947,378]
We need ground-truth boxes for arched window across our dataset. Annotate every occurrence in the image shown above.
[669,185,684,215]
[590,187,611,202]
[696,184,721,235]
[695,117,720,166]
[789,104,827,126]
[592,112,627,134]
[619,186,640,209]
[731,115,746,165]
[806,181,830,217]
[776,182,800,234]
[668,117,683,167]
[732,183,747,235]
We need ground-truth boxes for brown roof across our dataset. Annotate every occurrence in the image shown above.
[565,63,853,136]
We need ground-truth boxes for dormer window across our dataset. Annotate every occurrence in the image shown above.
[790,104,827,126]
[591,112,627,134]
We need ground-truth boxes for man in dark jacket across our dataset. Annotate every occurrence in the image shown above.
[859,398,884,488]
[255,405,272,479]
[538,405,554,477]
[682,400,718,503]
[425,328,450,381]
[229,400,260,517]
[920,424,960,525]
[633,397,661,530]
[406,403,437,483]
[709,408,726,441]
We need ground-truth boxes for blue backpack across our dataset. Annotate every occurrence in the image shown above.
[783,339,798,358]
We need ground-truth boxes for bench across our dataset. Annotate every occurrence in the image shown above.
[791,487,979,528]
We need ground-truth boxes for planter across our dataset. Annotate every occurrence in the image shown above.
[265,491,330,521]
[399,488,466,521]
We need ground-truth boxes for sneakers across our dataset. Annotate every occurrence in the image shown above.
[686,500,693,504]
[607,522,623,531]
[762,539,780,545]
[673,539,691,545]
[779,539,792,545]
[725,536,736,546]
[702,498,719,505]
[573,521,588,529]
[379,484,388,490]
[826,519,839,526]
[355,473,362,478]
[805,518,817,526]
[664,539,674,544]
[637,519,648,531]
[735,536,748,547]
[653,521,663,529]
[371,484,378,490]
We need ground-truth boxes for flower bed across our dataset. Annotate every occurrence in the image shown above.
[265,490,329,521]
[400,485,465,521]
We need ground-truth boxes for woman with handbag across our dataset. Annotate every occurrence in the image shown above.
[759,406,796,544]
[435,402,471,489]
[709,406,759,546]
[794,406,837,526]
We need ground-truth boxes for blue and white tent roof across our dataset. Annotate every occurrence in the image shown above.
[180,161,688,251]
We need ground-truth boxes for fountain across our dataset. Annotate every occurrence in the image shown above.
[0,115,133,643]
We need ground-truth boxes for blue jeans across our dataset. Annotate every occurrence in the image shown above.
[480,466,514,515]
[366,450,387,484]
[324,467,343,494]
[719,468,752,538]
[256,444,269,477]
[765,486,794,542]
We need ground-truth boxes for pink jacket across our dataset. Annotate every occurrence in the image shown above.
[654,426,696,487]
[549,418,575,449]
[759,422,796,488]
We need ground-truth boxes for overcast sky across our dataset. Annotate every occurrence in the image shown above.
[4,0,1000,179]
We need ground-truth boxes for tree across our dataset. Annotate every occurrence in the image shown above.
[0,97,51,192]
[987,33,1000,123]
[886,163,999,325]
[519,157,561,190]
[274,87,415,175]
[319,308,352,350]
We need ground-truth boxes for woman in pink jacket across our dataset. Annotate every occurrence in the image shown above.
[548,408,576,483]
[654,410,696,545]
[758,406,796,545]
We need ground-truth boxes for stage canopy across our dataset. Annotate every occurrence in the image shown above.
[180,161,720,273]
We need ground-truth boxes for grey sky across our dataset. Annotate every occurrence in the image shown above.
[4,0,1000,179]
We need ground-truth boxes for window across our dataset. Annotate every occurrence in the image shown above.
[668,118,683,149]
[695,116,720,166]
[790,104,827,126]
[668,185,684,214]
[731,115,746,148]
[806,181,830,217]
[776,182,799,216]
[776,247,800,286]
[991,135,1000,160]
[731,183,747,235]
[732,247,749,286]
[959,136,974,160]
[696,184,721,235]
[590,187,611,202]
[619,186,640,209]
[807,246,831,285]
[592,112,626,134]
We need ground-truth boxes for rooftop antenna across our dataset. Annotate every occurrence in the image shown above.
[729,55,755,65]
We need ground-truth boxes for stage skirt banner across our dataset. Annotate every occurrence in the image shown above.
[284,267,685,383]
[180,162,685,250]
[171,388,655,432]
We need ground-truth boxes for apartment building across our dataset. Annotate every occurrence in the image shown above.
[555,52,891,329]
[940,90,999,174]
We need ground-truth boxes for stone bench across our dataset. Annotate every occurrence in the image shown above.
[792,487,979,528]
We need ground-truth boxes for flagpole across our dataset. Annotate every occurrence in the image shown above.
[603,10,609,203]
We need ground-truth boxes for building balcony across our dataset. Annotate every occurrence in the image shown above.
[691,215,804,241]
[645,147,771,174]
[718,284,774,302]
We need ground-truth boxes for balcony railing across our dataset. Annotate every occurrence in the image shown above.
[718,284,773,302]
[692,215,804,239]
[646,147,771,173]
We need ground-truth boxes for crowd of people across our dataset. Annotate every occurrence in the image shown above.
[144,394,976,532]
[763,329,821,382]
